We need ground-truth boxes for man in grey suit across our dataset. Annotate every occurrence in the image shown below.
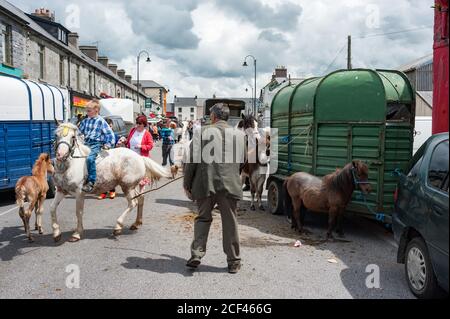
[183,103,245,274]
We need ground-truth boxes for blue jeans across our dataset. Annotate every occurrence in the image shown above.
[86,142,102,183]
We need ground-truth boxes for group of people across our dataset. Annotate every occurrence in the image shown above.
[76,99,177,197]
[76,100,245,274]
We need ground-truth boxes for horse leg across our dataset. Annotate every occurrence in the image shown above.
[257,177,265,211]
[327,207,338,240]
[25,199,36,242]
[69,192,85,242]
[50,191,65,242]
[36,196,45,234]
[113,189,138,236]
[130,194,144,231]
[291,199,304,233]
[250,175,256,211]
[34,201,39,231]
[336,209,345,238]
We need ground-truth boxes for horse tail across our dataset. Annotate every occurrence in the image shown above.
[283,179,293,216]
[142,157,171,182]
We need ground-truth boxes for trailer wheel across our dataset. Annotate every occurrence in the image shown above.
[268,180,284,215]
[47,177,56,199]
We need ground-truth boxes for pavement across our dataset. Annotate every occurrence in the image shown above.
[0,139,414,299]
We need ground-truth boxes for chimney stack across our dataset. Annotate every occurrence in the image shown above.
[108,64,118,75]
[117,69,126,79]
[125,75,132,83]
[79,45,98,62]
[68,33,79,48]
[31,8,55,21]
[274,66,287,79]
[98,56,109,67]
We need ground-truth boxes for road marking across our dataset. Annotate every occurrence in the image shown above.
[0,206,17,217]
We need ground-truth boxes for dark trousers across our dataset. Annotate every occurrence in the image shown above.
[191,193,240,266]
[162,144,174,166]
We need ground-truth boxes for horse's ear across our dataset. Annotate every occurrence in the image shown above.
[45,153,50,161]
[352,160,357,168]
[241,113,245,119]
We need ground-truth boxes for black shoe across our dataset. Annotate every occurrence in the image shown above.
[242,185,250,191]
[228,263,241,274]
[82,181,95,193]
[186,256,201,268]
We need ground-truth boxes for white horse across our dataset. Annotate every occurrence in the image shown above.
[50,123,171,242]
[239,114,270,211]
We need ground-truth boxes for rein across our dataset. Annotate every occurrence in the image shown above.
[351,166,370,187]
[131,175,185,200]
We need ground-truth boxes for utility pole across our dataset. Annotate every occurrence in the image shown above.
[347,35,352,70]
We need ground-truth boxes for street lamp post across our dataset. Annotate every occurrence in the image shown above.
[137,50,151,105]
[243,55,257,115]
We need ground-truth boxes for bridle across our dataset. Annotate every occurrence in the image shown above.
[351,163,370,188]
[54,129,87,162]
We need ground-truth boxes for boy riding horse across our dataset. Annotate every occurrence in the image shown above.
[78,99,115,193]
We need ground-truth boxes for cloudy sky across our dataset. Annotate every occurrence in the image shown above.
[11,0,434,101]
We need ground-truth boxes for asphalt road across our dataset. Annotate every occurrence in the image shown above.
[0,141,414,299]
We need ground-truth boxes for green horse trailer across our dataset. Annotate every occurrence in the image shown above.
[267,69,416,224]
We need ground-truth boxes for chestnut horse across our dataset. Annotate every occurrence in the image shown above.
[15,153,55,242]
[284,160,371,239]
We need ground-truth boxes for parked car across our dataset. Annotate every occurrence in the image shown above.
[393,132,449,299]
[104,115,128,140]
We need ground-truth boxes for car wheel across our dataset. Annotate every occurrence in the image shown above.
[405,237,439,299]
[268,180,284,215]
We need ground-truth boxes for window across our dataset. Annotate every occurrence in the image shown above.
[59,56,65,86]
[39,45,45,79]
[76,65,80,91]
[190,114,195,120]
[190,107,195,113]
[1,24,12,65]
[88,71,93,94]
[428,140,449,191]
[178,108,182,113]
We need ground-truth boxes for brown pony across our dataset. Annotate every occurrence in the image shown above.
[284,160,371,239]
[15,153,54,242]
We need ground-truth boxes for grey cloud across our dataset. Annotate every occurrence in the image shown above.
[215,0,302,30]
[258,30,288,43]
[125,1,200,50]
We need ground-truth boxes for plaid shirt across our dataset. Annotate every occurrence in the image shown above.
[160,127,175,145]
[78,116,115,147]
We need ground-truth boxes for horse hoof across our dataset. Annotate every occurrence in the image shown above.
[130,225,139,231]
[54,234,62,242]
[69,237,80,243]
[28,237,34,243]
[38,229,43,235]
[34,226,39,231]
[250,206,256,211]
[113,229,122,236]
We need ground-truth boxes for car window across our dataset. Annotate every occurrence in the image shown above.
[427,140,449,191]
[408,156,423,178]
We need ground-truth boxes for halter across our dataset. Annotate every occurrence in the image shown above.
[351,165,370,187]
[54,127,87,161]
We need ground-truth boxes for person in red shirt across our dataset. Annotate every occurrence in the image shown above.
[126,115,154,157]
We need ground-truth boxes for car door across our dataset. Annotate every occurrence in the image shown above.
[424,139,449,290]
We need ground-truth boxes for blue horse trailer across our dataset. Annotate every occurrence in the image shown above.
[0,75,69,196]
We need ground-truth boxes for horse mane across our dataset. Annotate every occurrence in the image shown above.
[323,163,354,200]
[31,155,48,177]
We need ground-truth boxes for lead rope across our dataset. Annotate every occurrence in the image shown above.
[131,175,185,200]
